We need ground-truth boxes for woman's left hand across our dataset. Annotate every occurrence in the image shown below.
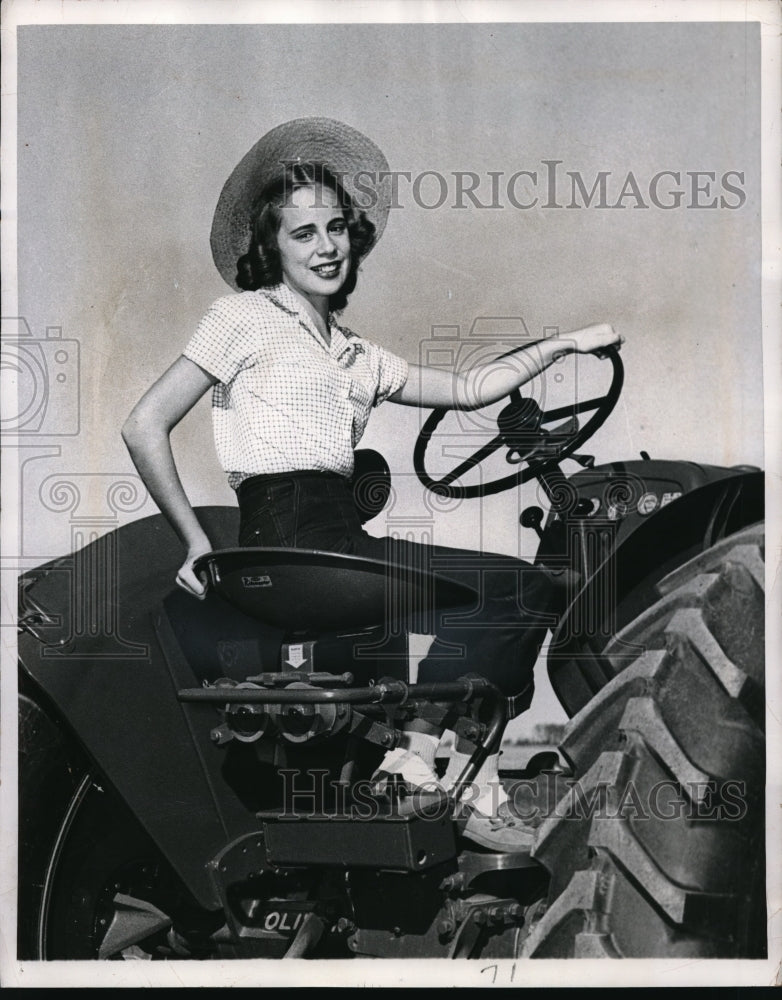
[570,323,624,355]
[390,322,624,412]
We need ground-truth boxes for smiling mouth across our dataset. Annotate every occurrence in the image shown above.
[311,262,343,279]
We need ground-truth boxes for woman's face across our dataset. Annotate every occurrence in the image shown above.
[276,184,350,306]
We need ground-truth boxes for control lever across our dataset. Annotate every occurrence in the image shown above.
[520,506,545,538]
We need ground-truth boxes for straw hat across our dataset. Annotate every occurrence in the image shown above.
[210,117,391,290]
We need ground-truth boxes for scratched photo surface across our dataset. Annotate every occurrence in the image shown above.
[2,6,778,989]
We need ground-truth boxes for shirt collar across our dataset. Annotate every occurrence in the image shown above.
[258,283,363,362]
[259,282,310,319]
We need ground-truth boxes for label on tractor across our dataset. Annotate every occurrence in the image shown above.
[660,491,682,507]
[259,908,307,936]
[283,642,314,670]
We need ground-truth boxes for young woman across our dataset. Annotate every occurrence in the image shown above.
[123,118,622,851]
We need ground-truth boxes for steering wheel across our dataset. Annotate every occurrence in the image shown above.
[413,344,624,499]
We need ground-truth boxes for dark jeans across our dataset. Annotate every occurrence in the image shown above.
[236,471,555,714]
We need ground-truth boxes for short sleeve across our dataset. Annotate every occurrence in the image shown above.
[183,296,256,385]
[370,343,409,406]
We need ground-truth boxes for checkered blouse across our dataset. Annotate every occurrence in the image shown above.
[183,283,409,488]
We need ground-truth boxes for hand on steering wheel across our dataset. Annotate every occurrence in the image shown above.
[413,344,624,499]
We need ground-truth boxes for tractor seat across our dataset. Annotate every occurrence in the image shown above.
[194,548,477,634]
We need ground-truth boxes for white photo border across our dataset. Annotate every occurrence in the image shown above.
[1,0,779,988]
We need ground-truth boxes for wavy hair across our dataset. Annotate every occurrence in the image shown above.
[236,162,376,312]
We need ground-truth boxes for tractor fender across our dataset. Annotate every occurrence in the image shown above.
[17,506,260,912]
[546,470,763,716]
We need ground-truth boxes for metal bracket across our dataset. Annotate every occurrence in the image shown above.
[97,893,172,959]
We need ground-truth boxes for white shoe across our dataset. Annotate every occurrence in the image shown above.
[460,803,536,853]
[370,748,445,794]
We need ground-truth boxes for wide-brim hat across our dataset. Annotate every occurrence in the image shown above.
[210,117,391,291]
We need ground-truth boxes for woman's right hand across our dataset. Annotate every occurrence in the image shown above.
[122,356,219,601]
[176,545,212,599]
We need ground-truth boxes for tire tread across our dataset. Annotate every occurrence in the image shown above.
[524,527,766,958]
